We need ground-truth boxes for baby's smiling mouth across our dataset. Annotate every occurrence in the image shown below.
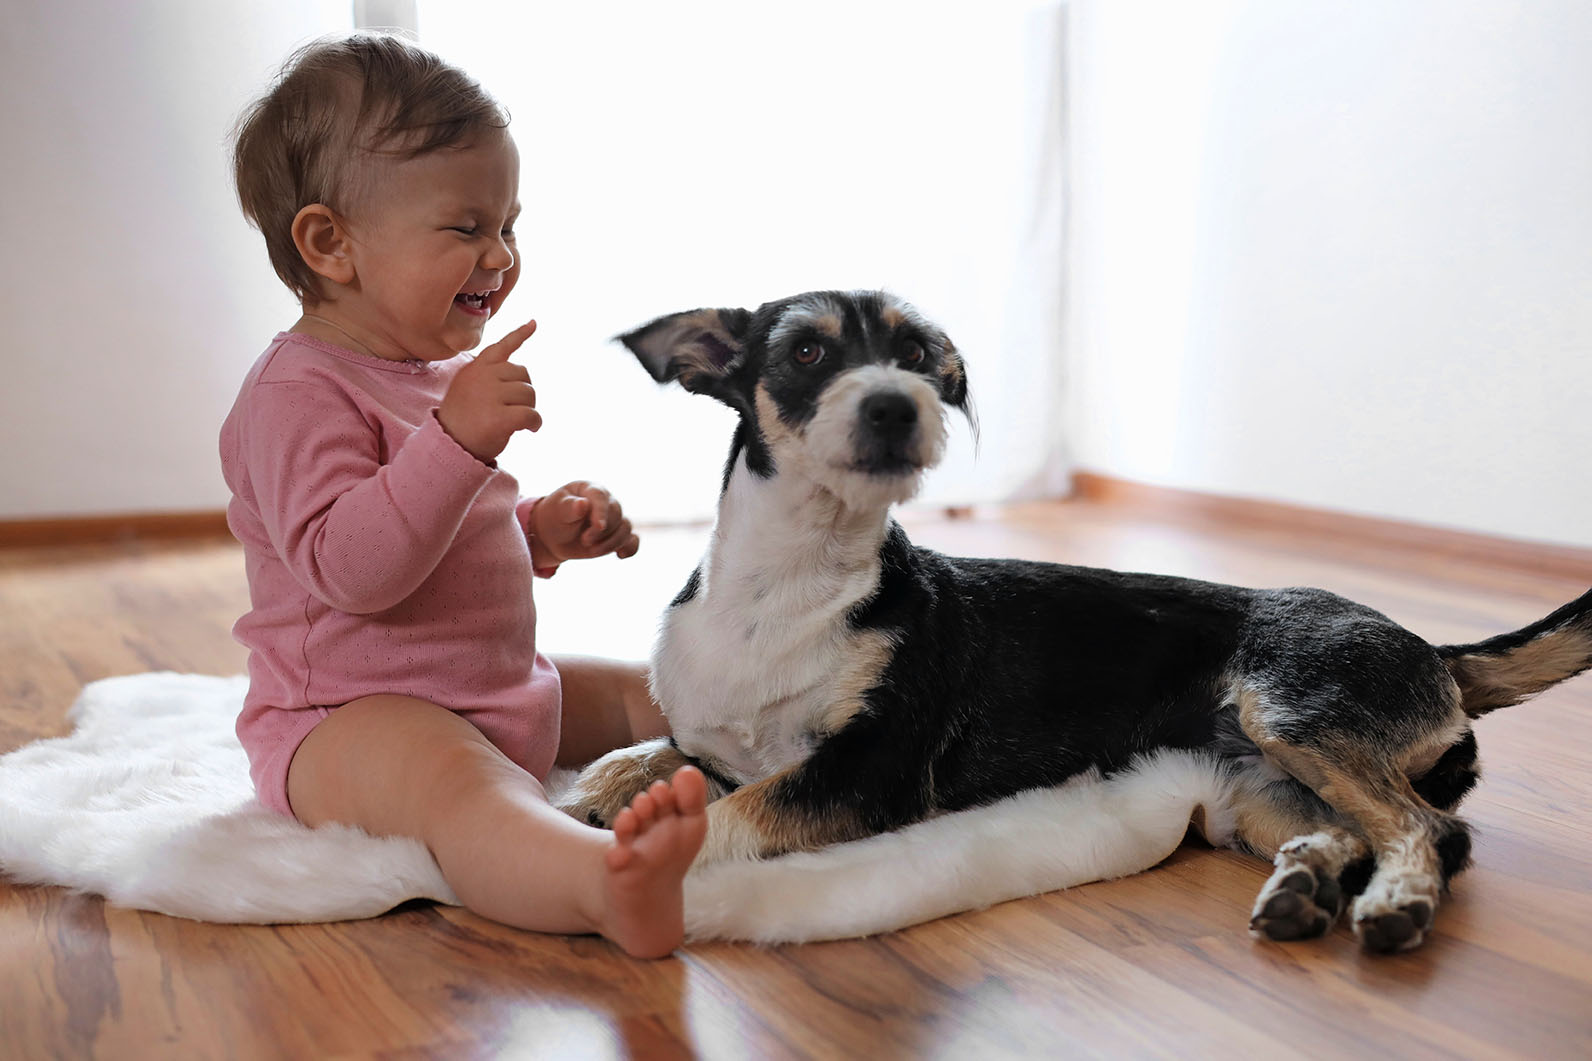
[454,290,493,315]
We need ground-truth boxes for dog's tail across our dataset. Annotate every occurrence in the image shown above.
[1439,587,1592,717]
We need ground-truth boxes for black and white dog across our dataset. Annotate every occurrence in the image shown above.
[557,289,1592,953]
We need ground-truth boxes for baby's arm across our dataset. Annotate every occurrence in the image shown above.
[241,324,541,613]
[242,384,495,613]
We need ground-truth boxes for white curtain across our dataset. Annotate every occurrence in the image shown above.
[417,0,1069,522]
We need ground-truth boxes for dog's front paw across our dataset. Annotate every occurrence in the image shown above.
[555,738,690,828]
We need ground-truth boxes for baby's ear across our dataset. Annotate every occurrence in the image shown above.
[617,307,752,396]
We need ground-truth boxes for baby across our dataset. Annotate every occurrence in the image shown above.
[221,33,705,958]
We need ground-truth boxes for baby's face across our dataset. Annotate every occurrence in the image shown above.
[338,127,522,361]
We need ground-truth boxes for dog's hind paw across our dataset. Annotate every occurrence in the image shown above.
[1354,903,1433,953]
[1351,875,1438,953]
[1249,864,1343,942]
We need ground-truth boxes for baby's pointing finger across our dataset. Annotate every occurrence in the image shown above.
[478,319,538,363]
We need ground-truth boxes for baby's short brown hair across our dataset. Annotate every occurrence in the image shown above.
[233,33,509,303]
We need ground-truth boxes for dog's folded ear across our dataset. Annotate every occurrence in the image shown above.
[939,343,969,409]
[936,341,979,440]
[617,307,753,396]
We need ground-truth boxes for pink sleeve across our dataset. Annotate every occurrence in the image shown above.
[240,379,496,614]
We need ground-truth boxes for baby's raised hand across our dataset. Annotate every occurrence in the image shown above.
[438,320,542,462]
[530,482,641,571]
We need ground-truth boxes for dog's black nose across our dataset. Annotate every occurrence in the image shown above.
[861,392,918,438]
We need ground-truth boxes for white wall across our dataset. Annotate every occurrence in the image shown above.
[5,0,1588,552]
[0,1,1067,524]
[419,0,1070,521]
[1068,0,1592,549]
[0,0,348,519]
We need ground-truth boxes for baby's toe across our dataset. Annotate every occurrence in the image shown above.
[627,790,658,827]
[647,779,677,816]
[611,806,638,846]
[672,766,708,814]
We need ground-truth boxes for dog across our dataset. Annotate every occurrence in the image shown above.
[556,289,1592,952]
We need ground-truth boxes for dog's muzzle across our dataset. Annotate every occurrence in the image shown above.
[855,390,923,474]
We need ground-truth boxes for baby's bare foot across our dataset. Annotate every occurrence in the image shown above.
[601,765,708,958]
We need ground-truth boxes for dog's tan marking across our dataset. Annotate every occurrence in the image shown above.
[1447,626,1592,715]
[697,768,869,865]
[772,294,846,343]
[880,304,905,330]
[754,383,804,445]
[1396,710,1471,779]
[1228,787,1330,860]
[814,628,895,735]
[812,312,844,340]
[1235,687,1436,844]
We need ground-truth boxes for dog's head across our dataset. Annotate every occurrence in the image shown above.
[619,290,972,507]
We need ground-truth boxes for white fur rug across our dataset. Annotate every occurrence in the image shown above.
[0,672,1233,943]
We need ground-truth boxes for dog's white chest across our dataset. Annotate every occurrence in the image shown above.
[650,469,889,784]
[653,580,867,783]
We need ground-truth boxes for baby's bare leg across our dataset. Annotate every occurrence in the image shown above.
[286,694,704,957]
[553,655,671,767]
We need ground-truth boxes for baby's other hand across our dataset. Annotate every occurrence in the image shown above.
[531,481,641,568]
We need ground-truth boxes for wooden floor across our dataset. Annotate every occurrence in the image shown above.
[2,496,1590,1059]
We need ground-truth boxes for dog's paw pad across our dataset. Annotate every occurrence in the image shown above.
[1356,910,1423,953]
[1260,890,1304,920]
[1355,895,1436,952]
[1250,867,1341,943]
[1279,869,1315,894]
[1256,916,1305,941]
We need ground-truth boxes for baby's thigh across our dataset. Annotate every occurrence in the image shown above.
[287,694,530,837]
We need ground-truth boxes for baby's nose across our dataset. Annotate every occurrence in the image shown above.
[483,233,515,270]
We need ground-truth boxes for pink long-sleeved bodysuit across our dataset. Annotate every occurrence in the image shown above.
[220,332,560,817]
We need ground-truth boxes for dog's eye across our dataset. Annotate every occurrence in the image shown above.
[794,342,825,366]
[899,340,926,366]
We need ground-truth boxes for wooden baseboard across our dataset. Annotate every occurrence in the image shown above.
[1069,472,1592,582]
[0,510,232,549]
[6,484,1590,585]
